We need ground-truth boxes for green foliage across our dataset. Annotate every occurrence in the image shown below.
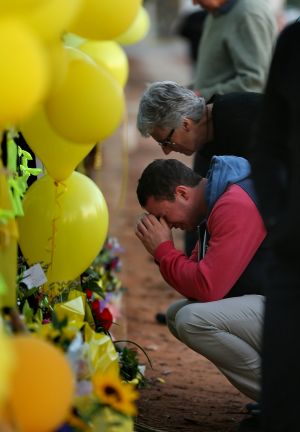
[51,310,68,331]
[118,347,147,388]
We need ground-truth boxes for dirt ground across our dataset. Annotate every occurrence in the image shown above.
[90,33,254,432]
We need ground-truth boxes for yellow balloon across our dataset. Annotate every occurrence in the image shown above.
[21,107,94,181]
[68,0,141,40]
[0,0,48,13]
[115,6,150,46]
[25,0,82,42]
[47,41,68,95]
[9,335,75,432]
[79,40,129,87]
[45,47,125,143]
[0,0,83,43]
[18,172,109,283]
[0,330,14,410]
[0,18,49,128]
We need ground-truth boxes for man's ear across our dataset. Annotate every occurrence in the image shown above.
[182,118,193,131]
[175,185,189,200]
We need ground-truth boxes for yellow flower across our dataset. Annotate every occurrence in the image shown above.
[41,282,62,302]
[92,371,139,417]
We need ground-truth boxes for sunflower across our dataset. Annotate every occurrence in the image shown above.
[92,371,139,417]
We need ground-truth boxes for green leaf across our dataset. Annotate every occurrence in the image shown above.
[7,136,17,172]
[51,310,68,330]
[86,281,105,298]
[85,300,96,329]
[34,308,43,324]
[22,300,34,323]
[114,340,153,369]
[0,273,7,294]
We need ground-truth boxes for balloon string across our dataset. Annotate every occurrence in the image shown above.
[46,180,67,276]
[116,103,129,211]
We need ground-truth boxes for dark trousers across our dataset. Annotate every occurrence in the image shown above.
[261,255,300,431]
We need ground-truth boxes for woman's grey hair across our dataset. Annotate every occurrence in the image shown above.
[137,81,206,136]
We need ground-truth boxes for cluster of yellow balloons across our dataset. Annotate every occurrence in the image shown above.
[0,0,151,178]
[0,1,150,283]
[0,0,150,138]
[0,0,81,129]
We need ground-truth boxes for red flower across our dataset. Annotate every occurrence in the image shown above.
[91,299,100,313]
[86,289,93,300]
[97,307,113,331]
[90,300,113,332]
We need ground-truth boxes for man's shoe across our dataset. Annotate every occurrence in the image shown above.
[155,313,167,324]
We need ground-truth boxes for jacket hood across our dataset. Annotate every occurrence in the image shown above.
[205,155,251,214]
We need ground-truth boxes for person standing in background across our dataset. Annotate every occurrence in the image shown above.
[283,2,300,27]
[267,0,286,30]
[192,0,277,101]
[177,1,282,73]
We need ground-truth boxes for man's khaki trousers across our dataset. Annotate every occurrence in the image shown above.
[166,294,265,401]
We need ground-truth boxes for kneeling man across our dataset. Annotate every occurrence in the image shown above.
[135,156,269,402]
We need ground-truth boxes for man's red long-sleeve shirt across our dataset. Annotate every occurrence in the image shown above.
[154,184,266,302]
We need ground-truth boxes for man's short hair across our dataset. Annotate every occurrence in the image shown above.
[137,81,206,136]
[137,159,202,207]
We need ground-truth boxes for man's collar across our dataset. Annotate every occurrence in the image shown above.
[213,0,238,16]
